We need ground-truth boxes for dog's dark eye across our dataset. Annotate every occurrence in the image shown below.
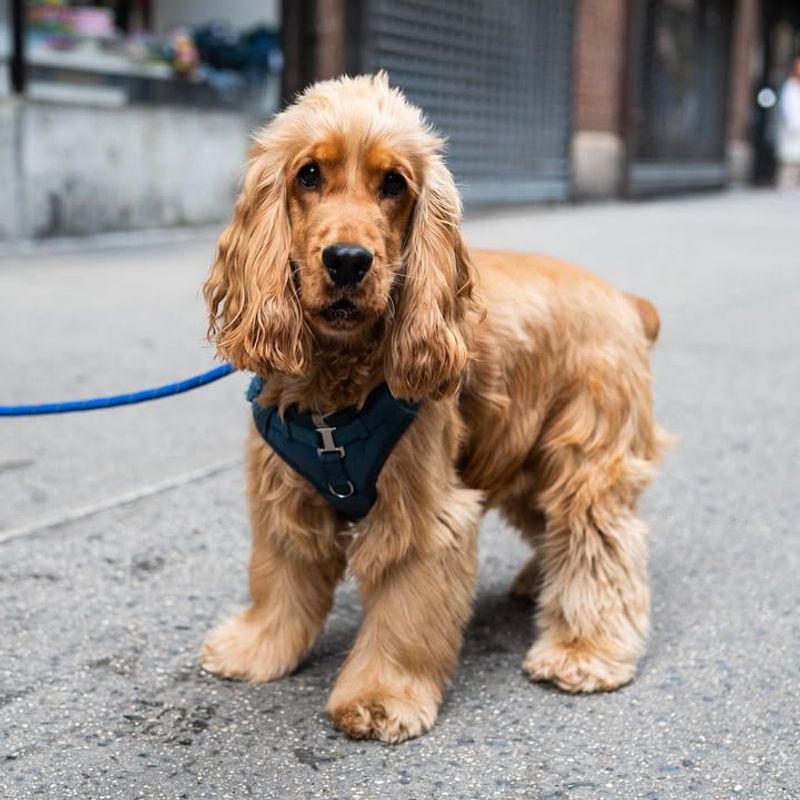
[297,163,321,190]
[381,171,406,197]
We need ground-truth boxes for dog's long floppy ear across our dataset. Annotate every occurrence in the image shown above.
[204,146,307,375]
[386,154,477,400]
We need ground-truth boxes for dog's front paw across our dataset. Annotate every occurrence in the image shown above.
[201,612,301,683]
[523,636,638,693]
[327,689,438,743]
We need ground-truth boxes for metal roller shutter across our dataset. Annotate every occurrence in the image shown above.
[361,0,576,205]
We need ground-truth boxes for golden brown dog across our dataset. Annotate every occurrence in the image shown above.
[200,73,669,743]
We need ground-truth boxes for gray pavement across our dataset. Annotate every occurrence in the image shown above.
[1,190,798,799]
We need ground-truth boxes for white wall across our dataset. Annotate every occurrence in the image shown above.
[17,101,252,238]
[0,0,282,241]
[0,0,9,50]
[0,101,19,240]
[1,0,18,238]
[571,131,624,200]
[153,0,280,34]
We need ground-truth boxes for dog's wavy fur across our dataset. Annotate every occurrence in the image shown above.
[201,73,669,743]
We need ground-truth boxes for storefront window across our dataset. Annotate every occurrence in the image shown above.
[24,0,281,113]
[0,0,11,96]
[636,0,732,162]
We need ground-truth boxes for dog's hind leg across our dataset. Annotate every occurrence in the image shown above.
[522,375,665,693]
[523,497,650,693]
[499,497,546,602]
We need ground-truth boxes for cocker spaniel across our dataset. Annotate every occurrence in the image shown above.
[200,73,669,743]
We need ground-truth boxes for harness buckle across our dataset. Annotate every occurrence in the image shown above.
[312,415,345,459]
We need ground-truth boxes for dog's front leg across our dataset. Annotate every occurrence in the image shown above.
[201,524,345,682]
[202,444,346,683]
[327,485,482,743]
[202,542,342,683]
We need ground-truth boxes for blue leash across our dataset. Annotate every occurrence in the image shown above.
[0,362,236,416]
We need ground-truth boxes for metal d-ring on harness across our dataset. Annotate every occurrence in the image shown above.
[312,413,355,498]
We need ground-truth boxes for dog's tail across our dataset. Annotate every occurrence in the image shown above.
[624,294,660,344]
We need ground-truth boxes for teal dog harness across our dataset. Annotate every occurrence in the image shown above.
[248,376,420,521]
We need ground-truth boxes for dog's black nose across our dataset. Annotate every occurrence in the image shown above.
[322,244,373,287]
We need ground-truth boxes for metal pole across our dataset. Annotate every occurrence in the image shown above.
[10,0,25,94]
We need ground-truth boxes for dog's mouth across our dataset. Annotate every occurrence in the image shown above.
[318,298,364,325]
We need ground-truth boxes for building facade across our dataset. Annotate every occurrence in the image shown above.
[0,0,281,241]
[573,0,760,198]
[1,0,796,241]
[290,0,786,203]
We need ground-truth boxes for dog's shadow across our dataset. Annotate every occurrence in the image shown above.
[462,587,533,664]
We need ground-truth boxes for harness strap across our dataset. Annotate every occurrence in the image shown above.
[312,413,355,498]
[248,377,420,521]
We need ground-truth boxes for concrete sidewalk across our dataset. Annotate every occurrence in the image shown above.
[1,191,798,799]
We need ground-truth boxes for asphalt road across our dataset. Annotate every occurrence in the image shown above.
[1,191,798,799]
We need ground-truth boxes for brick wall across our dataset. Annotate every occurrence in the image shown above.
[574,0,628,134]
[571,0,629,198]
[728,0,759,143]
